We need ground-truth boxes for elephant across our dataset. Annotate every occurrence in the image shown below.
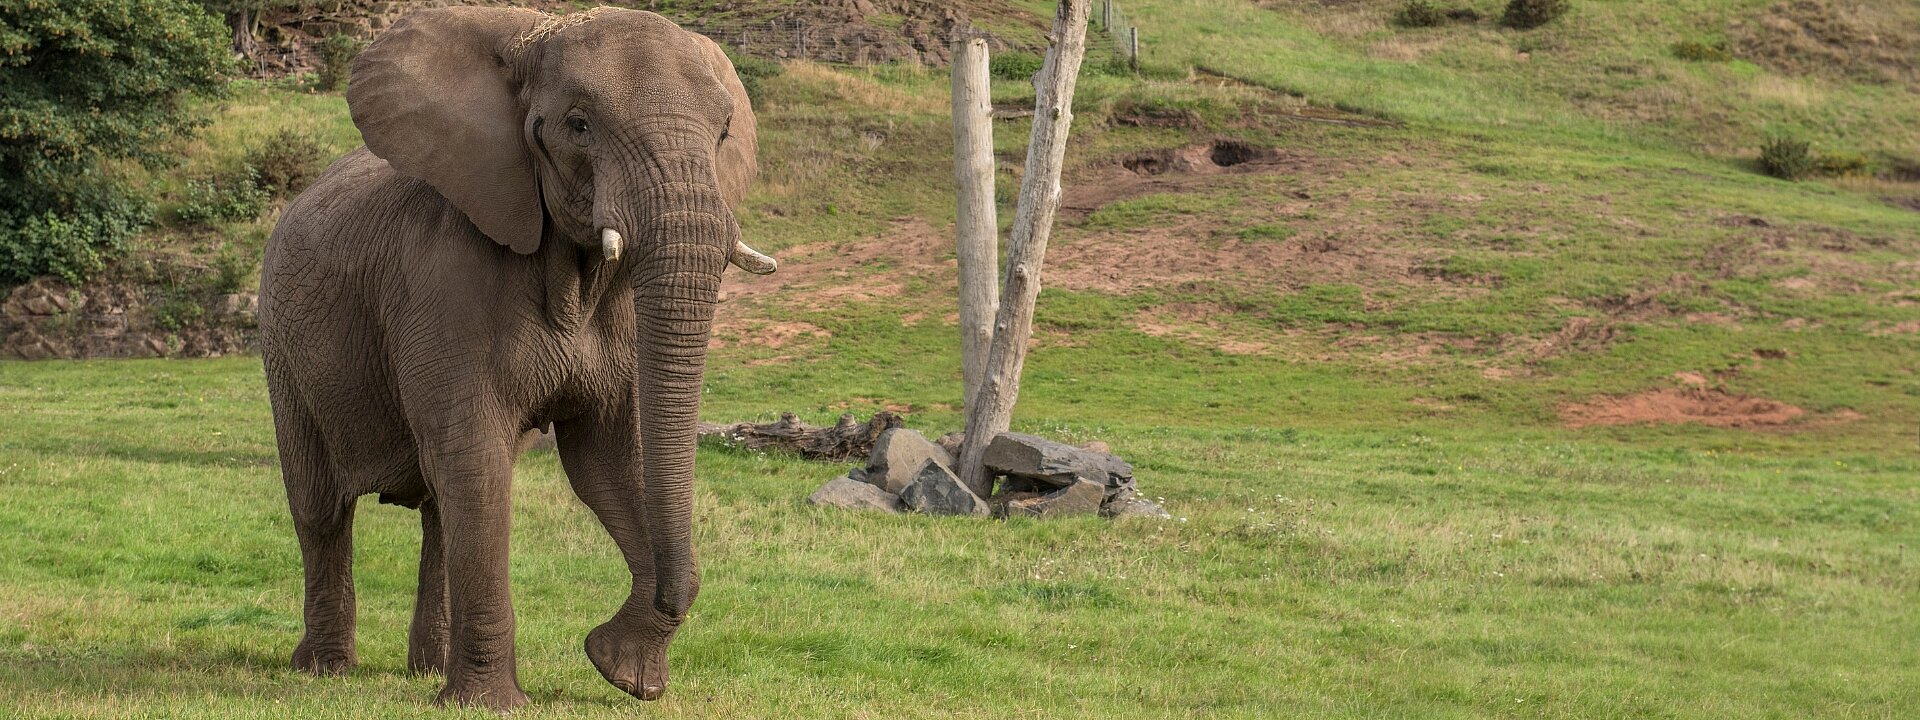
[258,6,776,711]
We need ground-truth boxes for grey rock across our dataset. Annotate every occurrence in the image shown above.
[984,432,1133,488]
[934,431,966,459]
[1101,489,1172,520]
[1006,479,1105,519]
[807,475,903,513]
[864,428,952,494]
[899,460,988,517]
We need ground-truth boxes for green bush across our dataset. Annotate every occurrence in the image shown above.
[244,129,326,198]
[1816,151,1870,177]
[1501,0,1570,29]
[177,167,270,226]
[990,52,1046,81]
[0,196,148,286]
[725,50,783,106]
[1672,39,1733,62]
[315,33,366,91]
[1758,136,1815,180]
[1393,0,1450,28]
[0,0,230,286]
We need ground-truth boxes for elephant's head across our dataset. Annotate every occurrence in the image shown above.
[345,5,770,698]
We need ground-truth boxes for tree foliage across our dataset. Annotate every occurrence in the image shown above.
[0,0,233,284]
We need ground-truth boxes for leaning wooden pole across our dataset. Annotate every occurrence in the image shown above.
[951,35,998,414]
[956,0,1092,498]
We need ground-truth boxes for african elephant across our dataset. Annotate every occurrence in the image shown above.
[259,6,775,711]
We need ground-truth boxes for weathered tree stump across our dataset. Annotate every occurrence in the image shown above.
[698,411,904,461]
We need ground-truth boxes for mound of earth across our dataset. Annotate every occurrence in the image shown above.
[1561,388,1806,429]
[1732,0,1920,89]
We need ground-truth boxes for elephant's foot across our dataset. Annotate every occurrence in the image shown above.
[291,636,358,676]
[406,638,449,676]
[436,677,529,713]
[584,612,680,701]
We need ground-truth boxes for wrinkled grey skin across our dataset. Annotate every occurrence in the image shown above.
[259,7,766,711]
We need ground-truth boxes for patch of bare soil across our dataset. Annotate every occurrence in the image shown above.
[1046,218,1429,296]
[1561,388,1807,429]
[1062,139,1317,219]
[1731,0,1920,89]
[719,216,949,309]
[1133,302,1273,355]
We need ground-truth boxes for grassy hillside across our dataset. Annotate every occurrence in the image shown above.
[3,0,1917,717]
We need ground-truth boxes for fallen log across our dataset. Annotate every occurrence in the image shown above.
[698,411,904,461]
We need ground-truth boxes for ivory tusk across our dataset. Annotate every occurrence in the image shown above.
[600,228,622,263]
[730,240,777,275]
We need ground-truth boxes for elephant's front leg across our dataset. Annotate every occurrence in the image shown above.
[556,410,699,702]
[421,425,528,711]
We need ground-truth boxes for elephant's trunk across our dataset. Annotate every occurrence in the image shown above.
[620,183,733,622]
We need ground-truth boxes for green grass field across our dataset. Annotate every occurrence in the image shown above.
[5,0,1919,716]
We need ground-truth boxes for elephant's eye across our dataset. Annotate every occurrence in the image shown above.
[566,116,589,134]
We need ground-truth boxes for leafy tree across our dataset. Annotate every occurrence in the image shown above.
[0,0,233,284]
[198,0,311,57]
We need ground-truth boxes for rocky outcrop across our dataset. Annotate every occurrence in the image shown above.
[1,278,257,360]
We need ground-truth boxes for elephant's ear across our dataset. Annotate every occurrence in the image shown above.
[689,33,759,209]
[347,7,548,254]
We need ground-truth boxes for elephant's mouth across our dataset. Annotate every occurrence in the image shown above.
[594,226,777,275]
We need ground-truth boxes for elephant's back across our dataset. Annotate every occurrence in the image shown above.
[261,149,442,334]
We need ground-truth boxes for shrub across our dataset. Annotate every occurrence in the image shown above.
[1393,1,1450,28]
[1758,136,1815,180]
[315,33,366,91]
[1816,151,1869,177]
[0,0,229,286]
[1672,39,1733,62]
[990,52,1046,81]
[726,50,783,105]
[0,195,148,286]
[244,129,326,198]
[177,167,270,226]
[1501,0,1570,29]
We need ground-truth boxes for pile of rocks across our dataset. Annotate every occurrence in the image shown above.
[807,428,1169,520]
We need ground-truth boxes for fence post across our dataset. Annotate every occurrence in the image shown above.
[951,36,998,416]
[1103,0,1112,31]
[956,0,1093,499]
[1129,26,1139,71]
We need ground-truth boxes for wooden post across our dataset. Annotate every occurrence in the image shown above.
[951,36,998,414]
[1129,27,1139,71]
[1103,0,1112,31]
[956,0,1093,499]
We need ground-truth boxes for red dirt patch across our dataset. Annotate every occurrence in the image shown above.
[1561,388,1806,429]
[1061,140,1315,219]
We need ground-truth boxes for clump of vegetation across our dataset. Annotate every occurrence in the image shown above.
[1501,0,1570,29]
[990,52,1045,81]
[314,33,366,91]
[1815,150,1869,177]
[1672,39,1733,62]
[1758,136,1816,180]
[0,0,230,286]
[1393,1,1450,28]
[727,50,784,105]
[177,167,270,226]
[244,129,326,198]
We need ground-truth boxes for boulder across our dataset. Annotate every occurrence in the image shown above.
[983,432,1133,489]
[899,460,988,517]
[1101,492,1172,520]
[807,475,903,513]
[1006,479,1104,519]
[864,428,951,494]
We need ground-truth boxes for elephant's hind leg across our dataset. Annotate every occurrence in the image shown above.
[277,408,360,676]
[408,497,451,675]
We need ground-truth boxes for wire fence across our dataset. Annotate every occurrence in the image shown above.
[1098,0,1142,70]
